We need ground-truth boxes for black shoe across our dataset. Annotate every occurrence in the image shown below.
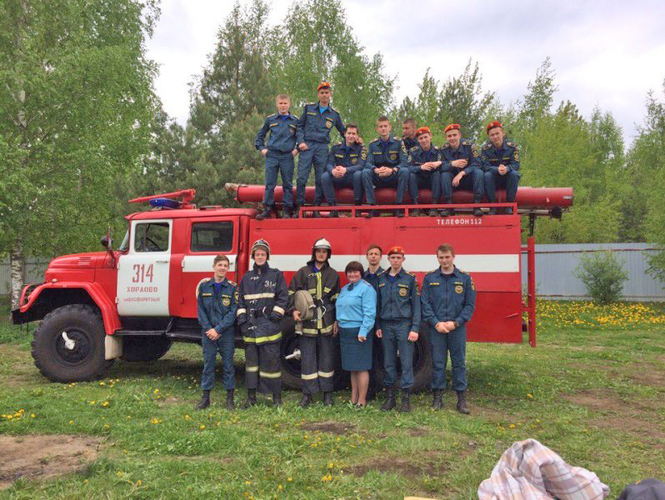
[283,207,293,219]
[440,208,451,217]
[473,207,483,217]
[399,390,411,413]
[456,390,470,415]
[256,206,273,221]
[428,209,438,217]
[394,209,404,218]
[410,209,420,217]
[243,389,257,409]
[381,387,396,411]
[226,389,235,410]
[196,390,211,410]
[504,207,514,215]
[273,392,282,407]
[488,207,497,215]
[328,208,339,218]
[366,209,378,218]
[432,389,443,410]
[299,393,313,408]
[323,392,334,407]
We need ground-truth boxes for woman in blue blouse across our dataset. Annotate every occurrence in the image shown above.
[334,261,377,407]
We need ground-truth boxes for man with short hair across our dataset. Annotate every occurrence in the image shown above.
[440,123,484,217]
[363,244,384,400]
[361,117,410,218]
[321,123,366,215]
[420,244,476,414]
[288,238,340,407]
[255,94,298,219]
[375,246,421,413]
[481,121,521,215]
[196,254,238,410]
[407,126,443,217]
[236,240,288,408]
[295,82,346,215]
[401,118,418,151]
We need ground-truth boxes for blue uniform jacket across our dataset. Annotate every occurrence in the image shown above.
[196,277,238,334]
[401,136,418,152]
[376,269,421,332]
[255,113,299,153]
[363,266,384,290]
[407,145,442,174]
[364,135,407,171]
[296,103,345,145]
[326,142,367,174]
[440,140,481,174]
[420,266,476,328]
[480,140,520,173]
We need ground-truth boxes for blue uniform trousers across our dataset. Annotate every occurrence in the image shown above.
[441,169,484,203]
[264,151,295,208]
[362,168,409,205]
[321,170,363,205]
[381,319,414,390]
[484,170,520,202]
[409,170,442,204]
[296,142,329,206]
[429,325,467,391]
[201,331,235,391]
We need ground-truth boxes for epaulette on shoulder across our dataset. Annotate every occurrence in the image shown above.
[409,145,419,153]
[394,136,402,141]
[228,280,237,286]
[482,142,492,150]
[291,114,299,120]
[461,140,467,146]
[267,113,277,119]
[441,142,451,149]
[407,271,416,278]
[336,141,343,146]
[370,137,380,144]
[377,268,388,276]
[506,141,515,147]
[426,268,439,275]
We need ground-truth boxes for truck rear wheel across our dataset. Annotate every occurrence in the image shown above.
[120,336,172,362]
[31,305,108,383]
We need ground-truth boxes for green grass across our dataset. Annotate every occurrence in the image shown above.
[1,301,664,499]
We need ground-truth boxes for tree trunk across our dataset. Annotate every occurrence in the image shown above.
[10,238,24,310]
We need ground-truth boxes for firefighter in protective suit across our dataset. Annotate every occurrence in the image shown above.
[236,239,288,408]
[288,238,340,407]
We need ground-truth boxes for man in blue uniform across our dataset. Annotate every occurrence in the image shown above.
[196,254,238,410]
[363,244,384,400]
[407,126,443,217]
[361,117,410,218]
[236,239,288,408]
[375,246,421,412]
[295,82,346,216]
[401,118,418,152]
[440,123,484,217]
[321,123,366,215]
[255,94,299,219]
[481,121,521,215]
[420,244,476,414]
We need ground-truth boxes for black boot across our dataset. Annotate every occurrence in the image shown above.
[381,387,396,411]
[410,208,420,217]
[225,389,235,410]
[432,389,443,410]
[243,389,257,409]
[328,203,339,218]
[299,393,313,408]
[399,389,411,413]
[366,208,378,218]
[428,209,438,217]
[273,392,282,407]
[456,390,470,414]
[323,392,334,406]
[394,208,404,218]
[440,207,452,217]
[283,206,293,219]
[256,205,273,221]
[504,207,514,215]
[488,206,497,215]
[473,204,483,217]
[292,206,300,218]
[196,390,211,410]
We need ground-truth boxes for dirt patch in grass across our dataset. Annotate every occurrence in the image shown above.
[624,363,665,388]
[406,427,430,437]
[301,421,355,435]
[344,450,456,480]
[156,396,183,407]
[0,435,103,490]
[591,416,665,442]
[471,404,512,423]
[563,389,626,413]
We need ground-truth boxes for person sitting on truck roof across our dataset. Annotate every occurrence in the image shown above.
[400,118,418,152]
[361,116,410,218]
[255,94,299,220]
[196,254,238,410]
[420,244,476,414]
[407,126,443,217]
[236,239,288,408]
[288,238,340,408]
[375,246,421,413]
[440,123,484,217]
[295,82,347,217]
[321,123,366,216]
[481,121,521,215]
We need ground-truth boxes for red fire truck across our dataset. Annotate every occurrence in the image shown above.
[12,185,572,389]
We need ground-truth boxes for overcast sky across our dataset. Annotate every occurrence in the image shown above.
[146,0,665,145]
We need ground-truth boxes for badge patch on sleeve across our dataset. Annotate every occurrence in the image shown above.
[455,285,463,294]
[326,120,333,129]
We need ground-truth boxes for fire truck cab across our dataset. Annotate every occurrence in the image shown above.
[12,186,572,389]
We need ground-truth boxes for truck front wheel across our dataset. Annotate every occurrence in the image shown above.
[31,305,108,383]
[120,336,172,362]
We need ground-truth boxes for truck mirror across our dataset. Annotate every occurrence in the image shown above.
[101,236,111,249]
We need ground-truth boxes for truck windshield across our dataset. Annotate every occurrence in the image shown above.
[118,229,129,252]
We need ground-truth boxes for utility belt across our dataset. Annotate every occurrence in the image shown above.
[248,307,269,319]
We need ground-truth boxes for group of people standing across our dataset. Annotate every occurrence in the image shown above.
[196,239,476,414]
[254,82,521,219]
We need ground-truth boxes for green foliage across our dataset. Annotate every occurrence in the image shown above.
[574,251,629,304]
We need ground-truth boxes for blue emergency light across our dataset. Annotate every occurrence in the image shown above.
[149,198,181,209]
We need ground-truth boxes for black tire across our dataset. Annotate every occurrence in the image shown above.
[120,336,172,362]
[31,304,108,383]
[279,322,349,391]
[371,323,433,393]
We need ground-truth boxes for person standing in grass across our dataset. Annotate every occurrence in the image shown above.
[334,261,377,408]
[196,255,238,410]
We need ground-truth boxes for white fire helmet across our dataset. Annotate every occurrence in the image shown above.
[251,239,270,259]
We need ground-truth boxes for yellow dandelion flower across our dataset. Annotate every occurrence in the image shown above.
[287,477,292,482]
[200,425,206,430]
